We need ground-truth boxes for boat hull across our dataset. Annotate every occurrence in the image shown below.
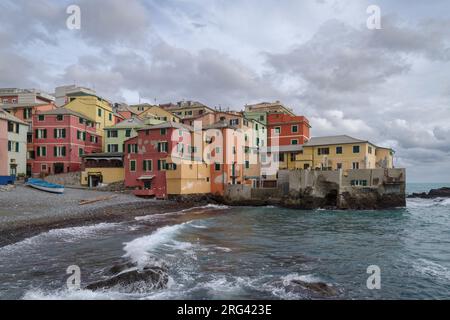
[28,184,65,194]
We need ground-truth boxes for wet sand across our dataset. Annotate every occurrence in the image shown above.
[0,185,196,247]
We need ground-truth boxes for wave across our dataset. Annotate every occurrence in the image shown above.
[122,222,191,267]
[0,223,120,255]
[406,197,450,209]
[281,273,324,286]
[413,259,450,281]
[135,204,230,222]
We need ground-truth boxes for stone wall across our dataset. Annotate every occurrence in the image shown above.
[44,171,82,186]
[224,168,406,210]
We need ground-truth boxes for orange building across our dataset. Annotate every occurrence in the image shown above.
[267,113,311,147]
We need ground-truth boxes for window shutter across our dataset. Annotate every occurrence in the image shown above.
[107,145,111,153]
[43,147,46,156]
[37,147,40,157]
[63,129,66,138]
[54,147,57,157]
[143,160,147,171]
[44,130,47,138]
[62,147,66,157]
[16,143,19,152]
[54,129,57,138]
[127,144,131,154]
[35,129,38,139]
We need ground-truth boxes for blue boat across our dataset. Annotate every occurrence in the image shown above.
[26,178,65,194]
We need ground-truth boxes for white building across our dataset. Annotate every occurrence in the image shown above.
[54,85,96,107]
[5,112,28,176]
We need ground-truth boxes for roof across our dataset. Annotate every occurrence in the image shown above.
[0,102,51,109]
[105,117,144,129]
[138,121,194,132]
[37,108,96,122]
[0,108,28,125]
[203,120,240,130]
[304,135,368,147]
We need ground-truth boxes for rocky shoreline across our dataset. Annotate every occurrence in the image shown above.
[0,186,208,247]
[407,187,450,199]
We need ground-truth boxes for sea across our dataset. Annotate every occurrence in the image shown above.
[0,183,449,300]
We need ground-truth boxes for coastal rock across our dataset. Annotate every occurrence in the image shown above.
[289,280,338,297]
[408,187,450,199]
[86,265,169,293]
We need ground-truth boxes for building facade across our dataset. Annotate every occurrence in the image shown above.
[0,109,10,178]
[64,93,115,149]
[80,153,124,187]
[295,135,395,171]
[32,109,102,176]
[6,114,28,177]
[105,117,144,153]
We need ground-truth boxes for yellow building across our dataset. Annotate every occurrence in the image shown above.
[64,93,115,149]
[138,106,181,123]
[165,157,211,195]
[80,153,124,187]
[294,135,395,170]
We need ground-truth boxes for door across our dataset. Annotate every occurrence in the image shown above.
[10,165,17,177]
[54,163,64,174]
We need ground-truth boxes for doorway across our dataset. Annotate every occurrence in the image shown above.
[54,163,64,175]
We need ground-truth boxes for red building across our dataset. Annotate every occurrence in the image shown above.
[124,122,191,198]
[267,113,311,147]
[31,108,102,176]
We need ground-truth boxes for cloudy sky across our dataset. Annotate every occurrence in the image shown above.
[1,0,449,182]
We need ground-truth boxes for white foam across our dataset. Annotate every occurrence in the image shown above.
[22,288,140,300]
[413,259,450,281]
[122,222,190,267]
[281,273,323,286]
[0,223,120,255]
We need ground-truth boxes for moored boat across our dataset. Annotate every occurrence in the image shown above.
[26,178,65,194]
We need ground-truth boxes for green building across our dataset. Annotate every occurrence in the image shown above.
[104,117,144,153]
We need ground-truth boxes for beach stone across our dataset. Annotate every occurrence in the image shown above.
[86,265,169,293]
[289,280,338,297]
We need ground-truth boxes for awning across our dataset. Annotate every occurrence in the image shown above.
[137,175,155,180]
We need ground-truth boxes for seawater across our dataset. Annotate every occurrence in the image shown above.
[0,183,449,300]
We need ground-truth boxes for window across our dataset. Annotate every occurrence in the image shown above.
[292,125,298,133]
[256,137,260,146]
[54,146,66,157]
[230,119,239,126]
[78,148,84,156]
[215,163,221,171]
[35,129,47,139]
[7,122,14,133]
[304,164,310,170]
[157,159,167,171]
[41,164,47,171]
[98,108,102,117]
[185,111,193,116]
[279,153,285,162]
[107,144,119,153]
[336,146,343,154]
[351,180,368,186]
[368,146,373,154]
[36,146,47,157]
[38,115,45,121]
[352,162,360,169]
[318,147,330,155]
[127,144,138,154]
[274,127,281,134]
[23,108,32,119]
[166,163,177,170]
[79,118,84,124]
[290,153,296,162]
[260,115,264,122]
[130,160,136,172]
[107,130,118,138]
[337,163,343,169]
[143,160,153,172]
[54,129,66,139]
[109,113,112,121]
[232,146,236,154]
[291,139,298,145]
[353,145,360,153]
[158,142,168,153]
[245,161,250,169]
[56,115,64,121]
[177,143,184,153]
[125,129,132,138]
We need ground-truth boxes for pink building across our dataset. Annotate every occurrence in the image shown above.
[32,108,102,176]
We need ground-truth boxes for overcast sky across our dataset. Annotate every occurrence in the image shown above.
[1,0,449,182]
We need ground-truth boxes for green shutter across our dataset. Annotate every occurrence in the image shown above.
[62,147,66,157]
[37,147,40,157]
[143,160,147,171]
[54,129,57,138]
[54,146,57,157]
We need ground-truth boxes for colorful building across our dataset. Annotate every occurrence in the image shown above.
[104,117,144,153]
[244,101,295,116]
[138,105,181,123]
[124,122,210,198]
[161,101,215,120]
[54,85,96,107]
[1,108,28,179]
[80,152,124,187]
[295,135,395,170]
[31,108,102,176]
[64,92,115,149]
